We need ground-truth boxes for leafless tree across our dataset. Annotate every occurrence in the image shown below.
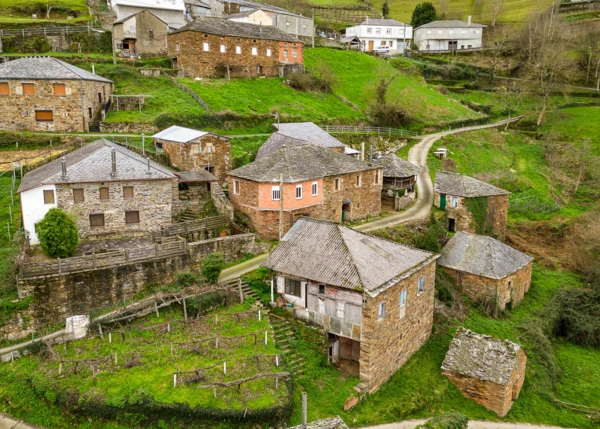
[486,0,503,28]
[493,80,526,129]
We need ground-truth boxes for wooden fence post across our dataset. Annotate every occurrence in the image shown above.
[183,298,188,322]
[155,244,159,257]
[57,257,61,274]
[125,249,130,262]
[93,253,97,269]
[238,278,243,303]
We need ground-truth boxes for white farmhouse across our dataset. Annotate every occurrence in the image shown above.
[109,0,186,28]
[345,17,412,53]
[413,17,486,52]
[227,9,273,26]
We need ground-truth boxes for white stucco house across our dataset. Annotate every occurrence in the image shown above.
[227,9,273,26]
[413,17,486,52]
[345,17,412,53]
[109,0,187,28]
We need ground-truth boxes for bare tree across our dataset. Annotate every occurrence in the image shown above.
[486,0,503,28]
[493,80,526,129]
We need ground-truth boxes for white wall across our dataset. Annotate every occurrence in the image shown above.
[21,184,57,244]
[345,24,413,52]
[414,27,483,51]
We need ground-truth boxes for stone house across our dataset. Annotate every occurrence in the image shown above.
[442,327,527,416]
[256,122,359,160]
[262,218,440,393]
[109,0,186,28]
[345,17,412,53]
[228,144,383,239]
[289,416,349,429]
[152,125,231,183]
[438,232,533,311]
[112,10,169,59]
[0,57,113,132]
[373,153,420,194]
[167,17,304,78]
[414,17,486,52]
[433,171,510,240]
[18,139,178,244]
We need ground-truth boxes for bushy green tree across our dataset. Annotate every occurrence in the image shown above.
[201,252,226,284]
[382,1,390,18]
[411,2,437,27]
[36,209,79,258]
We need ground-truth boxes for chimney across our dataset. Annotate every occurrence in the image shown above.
[366,16,368,24]
[92,63,95,75]
[360,142,365,161]
[468,15,472,25]
[146,157,151,175]
[61,157,67,178]
[301,392,308,428]
[110,148,117,177]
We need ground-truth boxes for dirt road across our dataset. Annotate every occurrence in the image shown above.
[354,117,523,233]
[356,419,574,429]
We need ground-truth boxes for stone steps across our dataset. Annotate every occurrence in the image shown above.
[268,315,305,377]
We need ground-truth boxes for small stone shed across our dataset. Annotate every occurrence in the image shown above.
[442,327,527,417]
[289,416,349,429]
[372,153,420,193]
[438,232,533,311]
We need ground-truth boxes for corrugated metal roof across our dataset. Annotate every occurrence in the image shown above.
[438,232,533,280]
[434,171,510,198]
[152,125,209,143]
[373,153,420,178]
[415,20,486,30]
[441,327,522,385]
[0,57,113,83]
[262,218,438,296]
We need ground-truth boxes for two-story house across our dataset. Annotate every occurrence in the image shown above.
[262,217,440,392]
[433,171,510,240]
[228,144,383,239]
[0,57,113,132]
[167,17,304,78]
[18,139,178,244]
[345,17,412,53]
[109,0,186,29]
[112,10,170,58]
[153,125,231,183]
[413,17,486,52]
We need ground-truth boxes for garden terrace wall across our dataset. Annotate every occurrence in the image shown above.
[99,122,158,133]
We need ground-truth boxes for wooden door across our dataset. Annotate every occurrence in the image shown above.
[440,194,447,210]
[368,40,374,51]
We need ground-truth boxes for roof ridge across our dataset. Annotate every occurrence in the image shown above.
[336,224,366,291]
[50,57,83,79]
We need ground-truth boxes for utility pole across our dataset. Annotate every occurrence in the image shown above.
[278,173,284,240]
[312,8,315,49]
[587,46,592,84]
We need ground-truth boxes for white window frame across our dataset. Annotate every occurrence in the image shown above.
[205,143,214,153]
[367,27,373,34]
[417,276,425,295]
[399,289,407,319]
[375,169,382,185]
[375,27,381,35]
[386,28,392,34]
[356,174,362,187]
[251,46,258,56]
[203,42,209,52]
[377,301,386,320]
[311,182,318,196]
[233,179,240,195]
[266,48,272,56]
[272,186,280,201]
[295,184,302,199]
[452,196,458,207]
[334,178,341,191]
[176,42,180,52]
[220,44,226,53]
[235,45,241,54]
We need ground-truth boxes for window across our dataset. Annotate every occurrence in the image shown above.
[272,186,280,200]
[452,197,458,207]
[115,27,119,35]
[43,190,55,204]
[375,27,381,35]
[176,42,180,52]
[125,210,140,224]
[418,276,425,294]
[285,278,301,297]
[129,24,135,32]
[399,289,407,319]
[283,49,288,59]
[355,174,362,187]
[251,47,257,56]
[73,188,84,203]
[367,27,372,34]
[99,187,110,201]
[203,42,209,51]
[334,178,341,191]
[233,179,240,195]
[53,83,66,96]
[286,21,289,26]
[35,110,53,122]
[89,213,105,227]
[123,186,134,199]
[205,143,214,153]
[0,82,8,95]
[295,184,302,199]
[311,182,318,196]
[192,143,201,154]
[374,169,382,185]
[377,302,386,320]
[318,284,325,294]
[220,44,226,53]
[88,107,92,119]
[292,50,297,59]
[386,28,392,34]
[390,41,394,47]
[149,28,154,37]
[19,81,35,95]
[266,48,272,56]
[235,45,241,54]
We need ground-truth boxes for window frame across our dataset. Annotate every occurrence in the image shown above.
[0,82,8,96]
[99,187,110,201]
[125,210,140,225]
[271,185,280,201]
[123,186,134,199]
[53,83,66,96]
[203,42,210,52]
[266,48,272,56]
[72,188,84,203]
[355,174,362,187]
[22,83,35,95]
[452,196,458,207]
[43,189,55,205]
[251,46,258,56]
[35,110,54,122]
[176,42,181,52]
[235,45,242,54]
[89,213,105,228]
[311,182,318,196]
[399,289,407,319]
[285,278,301,297]
[233,179,240,195]
[417,276,425,295]
[377,301,386,320]
[220,44,226,53]
[334,178,341,191]
[295,184,302,200]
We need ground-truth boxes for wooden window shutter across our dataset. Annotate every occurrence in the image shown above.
[125,211,140,224]
[53,83,66,96]
[22,83,35,95]
[90,213,105,227]
[123,186,134,199]
[73,188,84,203]
[99,187,110,200]
[0,83,9,95]
[35,111,53,122]
[43,190,55,204]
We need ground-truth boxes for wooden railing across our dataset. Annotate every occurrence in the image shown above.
[157,215,229,238]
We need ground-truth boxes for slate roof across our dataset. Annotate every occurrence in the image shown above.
[434,171,509,198]
[415,20,486,30]
[230,144,376,183]
[373,153,420,178]
[442,327,523,385]
[176,170,217,182]
[223,0,298,16]
[152,125,210,143]
[18,139,176,193]
[438,232,533,280]
[360,18,409,27]
[257,122,348,160]
[0,57,113,83]
[262,218,438,297]
[113,10,168,25]
[171,17,299,42]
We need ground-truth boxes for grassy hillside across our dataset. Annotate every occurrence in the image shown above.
[0,0,91,25]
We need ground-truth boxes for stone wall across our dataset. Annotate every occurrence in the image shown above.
[100,121,158,133]
[360,260,437,393]
[0,78,113,132]
[18,233,267,327]
[441,261,532,311]
[211,183,234,221]
[112,10,169,58]
[168,30,303,78]
[157,134,231,183]
[443,348,526,416]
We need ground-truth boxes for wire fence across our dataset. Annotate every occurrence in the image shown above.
[322,125,419,137]
[0,25,105,38]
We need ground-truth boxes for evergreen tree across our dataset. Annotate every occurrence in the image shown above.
[382,1,390,18]
[411,2,437,27]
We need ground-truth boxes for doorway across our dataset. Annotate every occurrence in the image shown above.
[448,218,456,232]
[342,201,351,222]
[448,41,457,51]
[368,40,374,51]
[440,194,447,210]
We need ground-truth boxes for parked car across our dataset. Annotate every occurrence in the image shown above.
[373,45,390,53]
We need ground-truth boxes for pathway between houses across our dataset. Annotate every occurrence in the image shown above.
[354,116,523,233]
[218,253,269,283]
[0,414,39,429]
[356,419,575,429]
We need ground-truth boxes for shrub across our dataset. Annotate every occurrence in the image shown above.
[175,271,198,288]
[312,63,338,93]
[287,72,314,91]
[201,252,226,284]
[36,209,79,258]
[416,412,468,429]
[412,213,447,253]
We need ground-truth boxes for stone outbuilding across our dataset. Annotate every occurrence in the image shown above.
[0,57,113,132]
[110,0,186,29]
[434,171,510,240]
[228,144,383,239]
[256,122,359,160]
[112,10,170,59]
[167,17,304,78]
[373,153,420,210]
[153,125,231,183]
[18,139,178,244]
[263,218,440,393]
[438,232,533,311]
[442,327,527,417]
[289,416,349,429]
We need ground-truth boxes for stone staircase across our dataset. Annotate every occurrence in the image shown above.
[224,278,260,302]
